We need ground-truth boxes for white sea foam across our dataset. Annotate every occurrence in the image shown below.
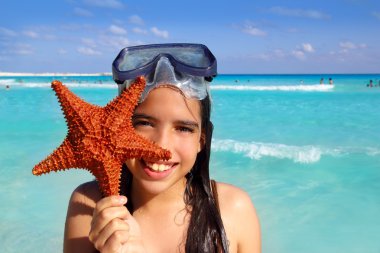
[24,82,115,88]
[211,84,334,92]
[0,72,112,76]
[0,79,17,85]
[212,139,380,163]
[0,79,115,88]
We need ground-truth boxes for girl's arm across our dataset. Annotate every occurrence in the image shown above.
[64,181,101,253]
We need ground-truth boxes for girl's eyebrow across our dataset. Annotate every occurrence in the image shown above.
[175,120,200,129]
[133,113,200,129]
[132,113,153,120]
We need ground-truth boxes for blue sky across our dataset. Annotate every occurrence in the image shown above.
[1,0,379,74]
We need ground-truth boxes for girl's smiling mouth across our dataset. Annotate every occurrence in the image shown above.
[141,160,178,178]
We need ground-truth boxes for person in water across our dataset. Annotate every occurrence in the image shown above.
[63,43,261,253]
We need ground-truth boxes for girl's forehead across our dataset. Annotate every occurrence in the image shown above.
[135,87,201,118]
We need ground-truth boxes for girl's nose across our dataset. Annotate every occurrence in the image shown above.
[151,128,171,150]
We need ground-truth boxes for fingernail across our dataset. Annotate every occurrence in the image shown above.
[118,195,127,204]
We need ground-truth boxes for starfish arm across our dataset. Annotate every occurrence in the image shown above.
[51,80,101,132]
[104,76,146,119]
[117,132,171,161]
[32,138,82,175]
[89,160,124,196]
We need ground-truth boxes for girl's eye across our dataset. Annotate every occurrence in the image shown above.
[177,126,195,133]
[133,120,152,128]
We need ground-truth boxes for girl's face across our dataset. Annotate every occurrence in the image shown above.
[125,86,203,195]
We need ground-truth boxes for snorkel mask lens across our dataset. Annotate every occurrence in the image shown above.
[112,43,217,100]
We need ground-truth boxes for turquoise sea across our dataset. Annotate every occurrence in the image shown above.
[1,74,379,252]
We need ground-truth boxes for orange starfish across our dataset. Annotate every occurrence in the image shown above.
[32,76,171,196]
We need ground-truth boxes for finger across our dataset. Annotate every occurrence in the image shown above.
[101,230,130,253]
[89,206,130,243]
[93,195,127,217]
[93,218,130,250]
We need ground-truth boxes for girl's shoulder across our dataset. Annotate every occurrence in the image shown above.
[214,181,261,252]
[68,180,103,209]
[214,181,255,212]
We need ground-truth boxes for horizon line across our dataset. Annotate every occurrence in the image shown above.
[1,72,380,77]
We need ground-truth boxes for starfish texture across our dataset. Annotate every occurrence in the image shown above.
[33,76,171,196]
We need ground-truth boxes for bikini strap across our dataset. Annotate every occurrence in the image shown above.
[211,179,220,213]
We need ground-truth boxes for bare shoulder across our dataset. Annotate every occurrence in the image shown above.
[214,182,261,253]
[68,180,102,208]
[215,182,256,216]
[64,181,102,253]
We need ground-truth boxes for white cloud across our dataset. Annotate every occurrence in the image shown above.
[150,27,169,39]
[23,30,39,39]
[292,50,306,60]
[73,7,93,17]
[77,47,101,55]
[13,43,34,55]
[98,35,130,49]
[61,24,90,31]
[0,27,17,36]
[109,25,127,35]
[269,6,330,19]
[273,49,286,58]
[338,41,367,54]
[242,24,267,36]
[58,49,68,55]
[339,41,357,50]
[372,11,380,20]
[132,27,148,35]
[44,34,57,40]
[257,53,271,61]
[287,27,300,33]
[83,0,124,9]
[302,43,315,53]
[129,15,144,25]
[81,38,97,48]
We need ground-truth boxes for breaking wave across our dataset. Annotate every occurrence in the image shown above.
[212,139,380,164]
[211,84,334,92]
[0,79,115,88]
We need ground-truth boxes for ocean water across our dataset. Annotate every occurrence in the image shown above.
[0,74,379,252]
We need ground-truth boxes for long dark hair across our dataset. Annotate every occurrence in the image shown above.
[120,94,229,252]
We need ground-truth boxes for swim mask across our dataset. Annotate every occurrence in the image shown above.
[112,43,217,101]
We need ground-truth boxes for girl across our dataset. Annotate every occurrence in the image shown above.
[63,43,261,253]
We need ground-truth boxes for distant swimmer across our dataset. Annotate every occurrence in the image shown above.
[329,78,333,85]
[5,85,10,90]
[320,78,324,85]
[367,79,373,88]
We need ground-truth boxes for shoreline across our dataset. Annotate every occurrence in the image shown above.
[0,72,112,77]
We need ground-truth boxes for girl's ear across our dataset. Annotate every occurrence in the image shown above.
[198,133,206,153]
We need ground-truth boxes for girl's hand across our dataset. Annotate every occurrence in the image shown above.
[89,195,147,253]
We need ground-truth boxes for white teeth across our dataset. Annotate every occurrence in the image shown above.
[146,162,171,172]
[158,164,166,172]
